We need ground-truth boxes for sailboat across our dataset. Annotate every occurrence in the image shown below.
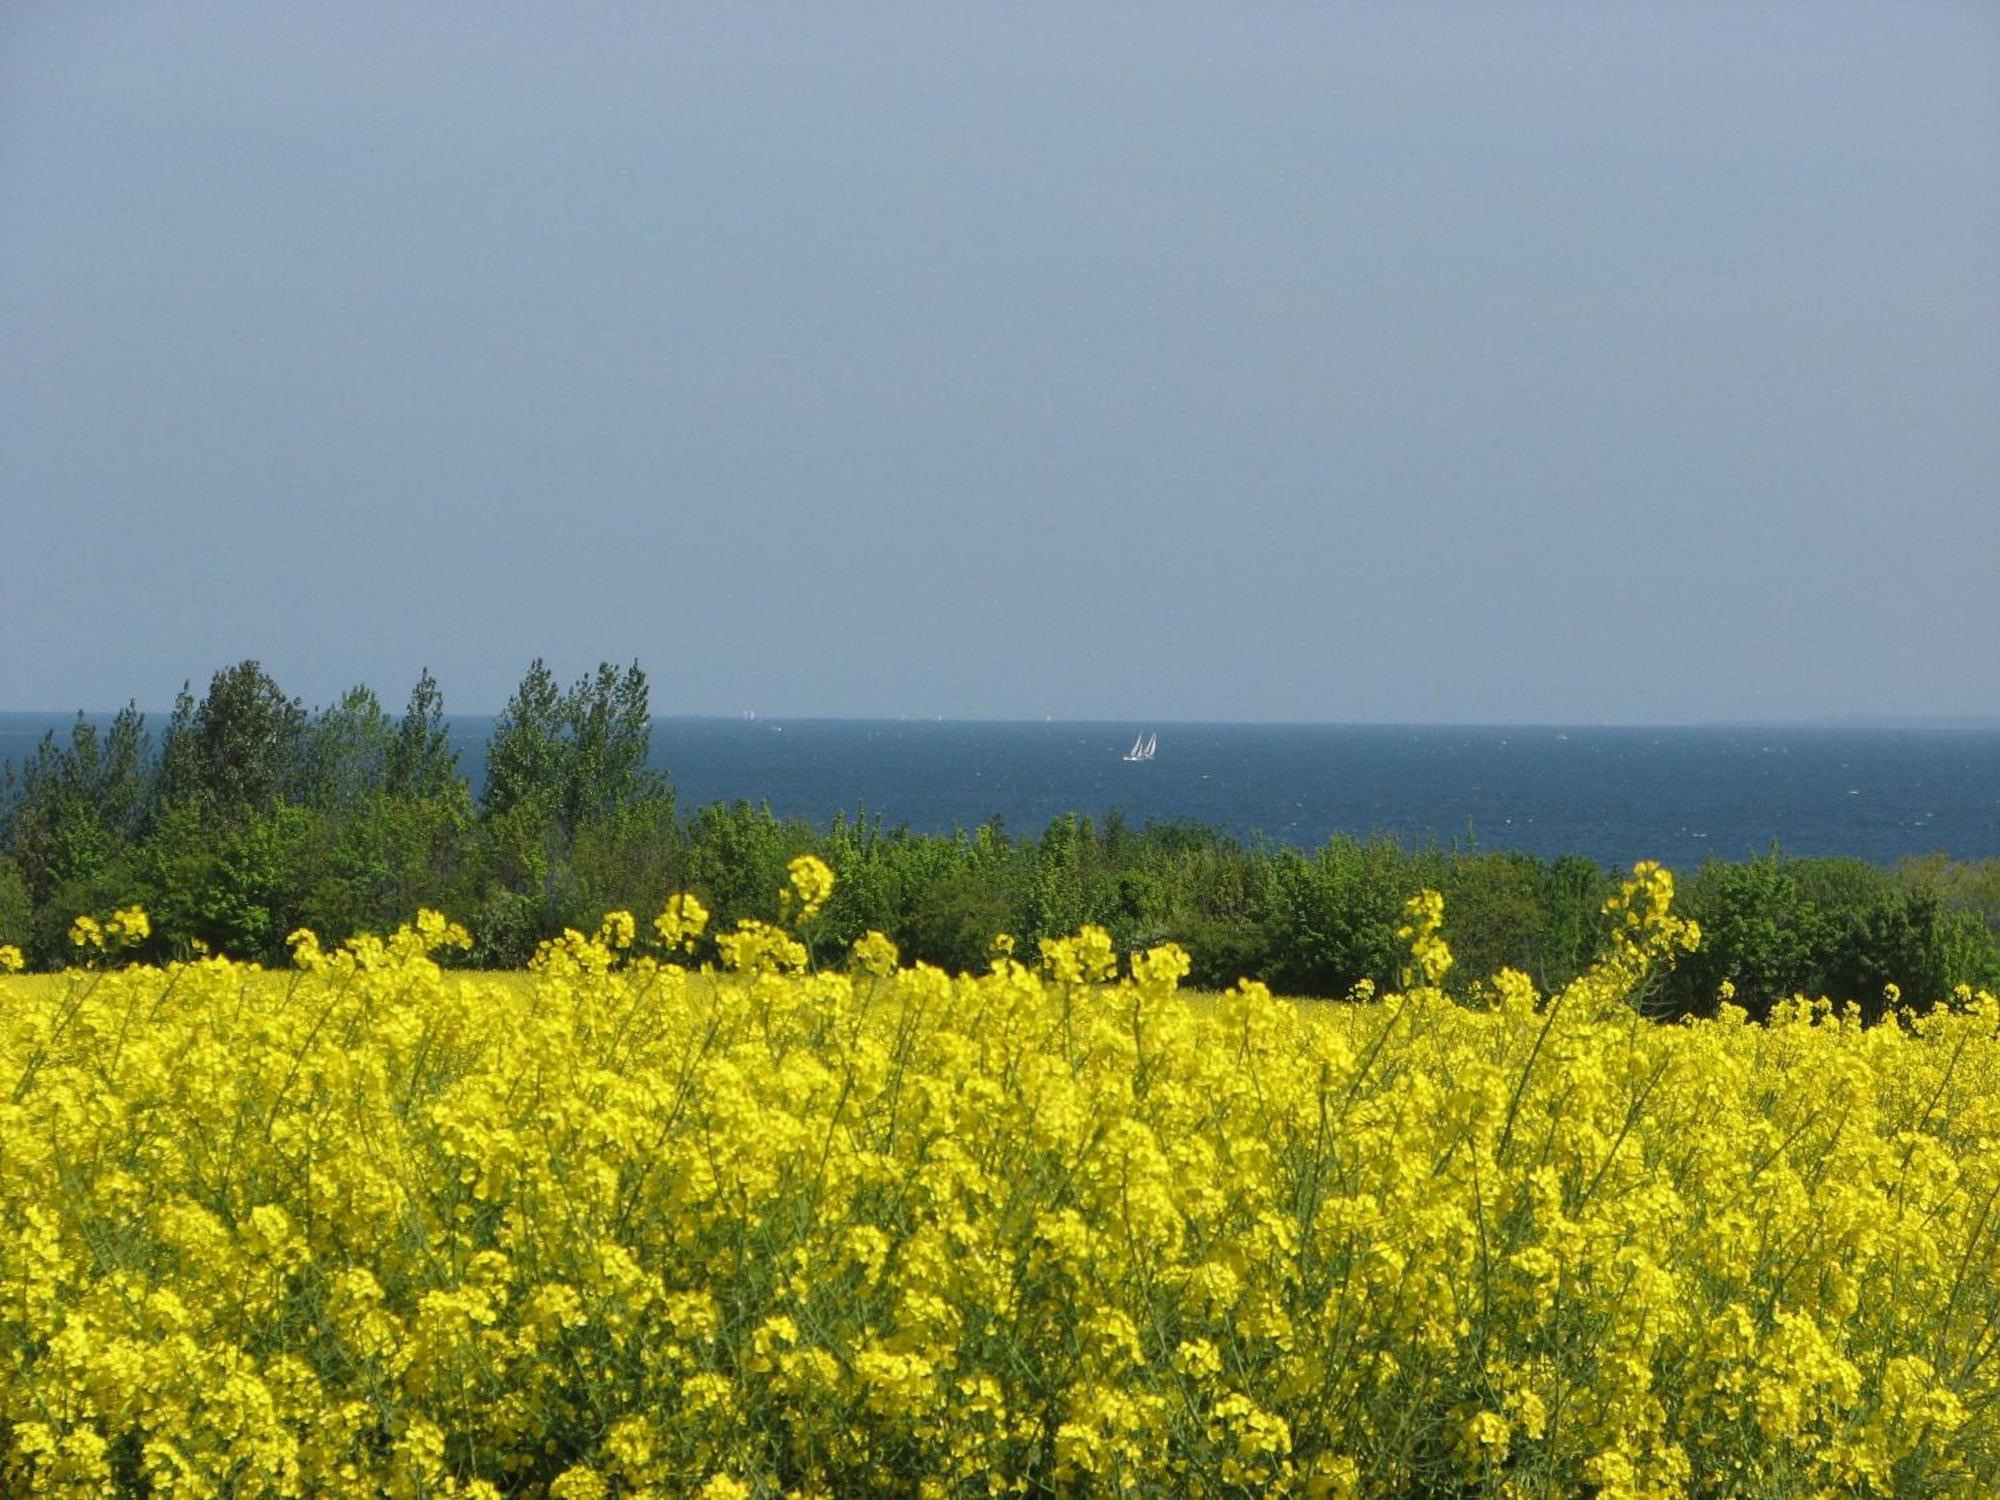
[1122,731,1157,762]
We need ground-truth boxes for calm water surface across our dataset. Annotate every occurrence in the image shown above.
[4,715,1996,870]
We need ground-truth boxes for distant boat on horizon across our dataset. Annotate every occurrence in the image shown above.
[1122,731,1157,762]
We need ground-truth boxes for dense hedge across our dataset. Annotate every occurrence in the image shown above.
[5,661,1997,1016]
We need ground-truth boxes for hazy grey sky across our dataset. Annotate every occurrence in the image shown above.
[3,3,1995,722]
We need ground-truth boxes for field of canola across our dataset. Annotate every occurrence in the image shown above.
[2,862,1998,1497]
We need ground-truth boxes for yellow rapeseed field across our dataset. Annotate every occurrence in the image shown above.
[2,861,1996,1496]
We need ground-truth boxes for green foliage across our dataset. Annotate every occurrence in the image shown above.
[1537,854,1619,988]
[1672,856,1819,1013]
[157,661,309,821]
[901,864,1015,973]
[561,660,659,830]
[483,659,663,837]
[1023,813,1096,943]
[566,788,682,926]
[1,705,151,908]
[298,786,478,953]
[4,662,1997,1016]
[682,800,809,924]
[1438,852,1552,980]
[1666,853,2000,1020]
[298,685,392,814]
[1897,854,2000,990]
[196,805,316,957]
[816,813,905,950]
[0,857,31,950]
[124,802,216,959]
[481,658,565,821]
[1261,838,1408,998]
[386,667,459,800]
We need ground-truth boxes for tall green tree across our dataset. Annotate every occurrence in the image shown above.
[386,667,460,800]
[157,661,308,821]
[484,659,664,836]
[482,659,566,820]
[1,704,150,906]
[298,685,392,813]
[562,660,660,831]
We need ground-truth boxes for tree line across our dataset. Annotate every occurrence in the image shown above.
[4,660,1997,1018]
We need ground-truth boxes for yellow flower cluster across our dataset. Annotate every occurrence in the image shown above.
[1394,889,1453,988]
[2,868,1997,1496]
[1604,860,1701,968]
[652,893,710,955]
[778,855,834,925]
[66,904,150,954]
[1040,922,1120,984]
[848,929,900,979]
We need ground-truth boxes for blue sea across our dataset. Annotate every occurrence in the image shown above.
[3,714,1997,871]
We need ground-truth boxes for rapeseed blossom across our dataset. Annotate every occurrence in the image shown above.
[652,891,709,954]
[779,854,835,924]
[66,904,150,954]
[1394,888,1453,987]
[850,928,900,977]
[1,867,1996,1495]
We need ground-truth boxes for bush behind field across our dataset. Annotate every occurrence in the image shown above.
[5,660,1998,1013]
[10,804,1995,1018]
